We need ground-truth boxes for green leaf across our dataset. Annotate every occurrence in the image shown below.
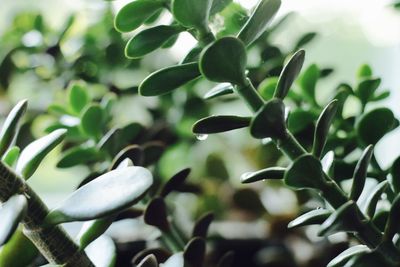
[356,108,395,146]
[171,0,212,29]
[349,145,373,201]
[318,201,362,236]
[237,0,281,46]
[356,78,381,104]
[287,109,315,134]
[125,25,182,59]
[144,197,170,232]
[203,83,234,100]
[241,167,285,184]
[114,0,164,33]
[258,77,278,100]
[0,228,39,267]
[199,36,247,85]
[300,64,320,103]
[0,100,27,157]
[68,81,90,114]
[16,129,67,179]
[192,212,214,238]
[85,235,116,267]
[45,166,153,225]
[160,168,191,197]
[80,104,105,139]
[390,157,400,193]
[361,181,387,218]
[210,0,232,14]
[111,145,143,169]
[284,154,325,190]
[0,195,27,246]
[162,253,184,267]
[357,64,373,79]
[250,99,286,139]
[57,146,102,168]
[294,32,317,50]
[138,255,159,267]
[312,100,338,158]
[77,217,114,249]
[274,50,305,99]
[184,237,206,267]
[140,63,200,96]
[2,146,20,167]
[288,209,331,228]
[142,141,165,166]
[327,245,370,267]
[383,193,400,240]
[192,115,250,134]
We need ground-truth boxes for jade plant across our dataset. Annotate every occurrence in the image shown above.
[113,0,400,266]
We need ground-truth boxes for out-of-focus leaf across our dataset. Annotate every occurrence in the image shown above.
[77,217,114,249]
[390,157,400,193]
[68,81,90,114]
[288,209,331,228]
[57,146,102,168]
[161,253,184,267]
[250,99,286,139]
[160,168,191,197]
[192,212,214,238]
[2,146,20,167]
[356,78,381,104]
[361,181,387,218]
[183,237,206,267]
[210,0,232,14]
[137,254,159,267]
[294,32,317,50]
[327,245,370,267]
[80,104,105,139]
[204,83,234,100]
[85,235,116,267]
[357,64,373,79]
[144,197,170,232]
[300,64,320,103]
[192,115,250,134]
[217,251,235,267]
[0,195,27,246]
[241,167,285,184]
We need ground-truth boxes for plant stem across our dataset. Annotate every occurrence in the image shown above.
[0,162,94,266]
[235,78,265,112]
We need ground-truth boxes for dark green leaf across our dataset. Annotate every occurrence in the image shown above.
[287,109,315,134]
[68,81,90,114]
[250,99,286,139]
[371,91,390,102]
[300,64,320,103]
[356,78,381,104]
[258,77,278,100]
[204,83,234,100]
[288,209,331,228]
[77,217,114,249]
[140,63,200,96]
[362,181,387,218]
[0,100,27,157]
[199,36,247,85]
[57,146,101,168]
[160,168,191,197]
[284,154,325,190]
[184,237,206,267]
[241,167,285,184]
[192,115,250,134]
[144,197,170,232]
[45,166,153,225]
[312,100,338,158]
[2,146,20,167]
[181,46,203,64]
[390,157,400,193]
[142,141,165,166]
[138,255,158,267]
[210,0,232,15]
[85,235,116,267]
[114,0,164,33]
[125,25,182,59]
[80,104,105,139]
[172,0,212,29]
[192,212,214,238]
[237,0,281,46]
[0,195,27,246]
[327,245,370,267]
[349,145,373,201]
[356,108,395,146]
[383,193,400,240]
[294,32,317,50]
[16,129,67,179]
[217,251,235,267]
[111,145,143,169]
[274,50,305,99]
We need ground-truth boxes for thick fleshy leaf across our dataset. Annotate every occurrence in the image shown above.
[204,83,234,100]
[383,193,400,240]
[284,154,325,190]
[16,129,67,179]
[361,181,387,218]
[2,146,20,167]
[349,145,373,201]
[125,25,182,58]
[111,145,143,169]
[142,141,165,166]
[184,237,206,267]
[68,81,90,114]
[192,115,250,134]
[217,251,235,267]
[300,64,320,102]
[274,50,305,99]
[318,201,362,236]
[144,197,170,232]
[161,253,184,267]
[237,0,281,46]
[140,63,200,96]
[181,46,203,64]
[192,212,214,238]
[250,99,286,139]
[77,217,114,249]
[288,209,331,228]
[327,245,370,267]
[80,104,105,138]
[287,109,315,134]
[57,146,102,168]
[390,157,400,193]
[344,251,389,267]
[357,64,373,79]
[45,166,153,225]
[114,0,164,33]
[0,100,27,157]
[0,195,27,246]
[138,254,159,267]
[294,32,317,50]
[85,235,116,267]
[241,167,285,184]
[356,78,381,104]
[160,168,191,197]
[171,0,212,29]
[199,37,247,85]
[0,228,39,267]
[312,100,338,158]
[210,0,232,14]
[356,108,395,146]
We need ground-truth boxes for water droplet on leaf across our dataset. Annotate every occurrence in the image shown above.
[195,134,208,141]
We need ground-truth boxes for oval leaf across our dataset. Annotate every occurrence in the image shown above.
[241,167,285,184]
[300,64,320,103]
[349,145,373,201]
[144,197,170,232]
[139,63,200,96]
[274,50,305,99]
[383,193,400,240]
[0,100,27,157]
[327,245,370,267]
[68,81,90,114]
[361,181,388,220]
[57,146,102,168]
[204,83,234,100]
[192,212,214,238]
[160,168,191,198]
[183,237,206,267]
[80,104,105,139]
[288,209,331,228]
[237,0,281,46]
[85,235,116,267]
[125,25,182,59]
[45,166,153,225]
[192,115,250,134]
[0,195,27,246]
[114,0,164,33]
[172,0,212,29]
[199,36,247,85]
[16,129,67,179]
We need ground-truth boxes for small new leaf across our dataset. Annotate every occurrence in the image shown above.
[288,209,331,229]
